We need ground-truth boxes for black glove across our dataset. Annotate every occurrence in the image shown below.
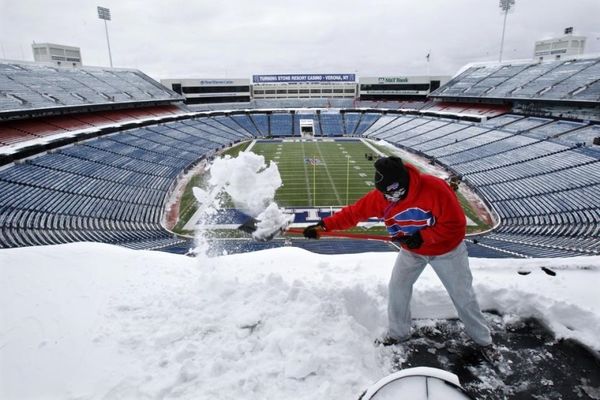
[393,231,423,249]
[303,221,326,239]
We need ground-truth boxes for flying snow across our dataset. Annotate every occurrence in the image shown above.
[195,151,293,243]
[252,202,294,241]
[209,151,282,216]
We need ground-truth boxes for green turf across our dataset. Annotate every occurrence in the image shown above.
[251,140,378,207]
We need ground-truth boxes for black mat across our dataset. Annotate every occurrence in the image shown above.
[388,314,600,399]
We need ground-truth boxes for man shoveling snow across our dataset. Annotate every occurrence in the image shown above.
[303,156,502,363]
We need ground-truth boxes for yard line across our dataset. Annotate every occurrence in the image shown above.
[315,141,343,205]
[299,140,314,206]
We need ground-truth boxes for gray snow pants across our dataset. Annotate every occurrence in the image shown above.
[387,241,492,346]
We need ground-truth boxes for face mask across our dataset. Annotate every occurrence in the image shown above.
[384,189,406,202]
[383,182,406,202]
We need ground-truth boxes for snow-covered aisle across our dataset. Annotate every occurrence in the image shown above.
[1,243,599,399]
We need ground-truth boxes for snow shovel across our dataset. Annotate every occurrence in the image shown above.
[238,217,393,242]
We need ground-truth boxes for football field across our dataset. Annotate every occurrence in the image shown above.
[175,138,490,234]
[250,139,378,207]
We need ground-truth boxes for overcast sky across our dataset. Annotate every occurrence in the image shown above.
[1,0,599,80]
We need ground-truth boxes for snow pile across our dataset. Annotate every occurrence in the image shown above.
[252,202,294,241]
[1,244,599,399]
[209,152,282,216]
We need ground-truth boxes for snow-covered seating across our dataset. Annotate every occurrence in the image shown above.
[229,115,261,137]
[353,113,380,136]
[0,61,182,115]
[431,56,600,103]
[0,115,250,249]
[343,113,362,135]
[270,113,294,136]
[250,114,269,136]
[319,113,345,136]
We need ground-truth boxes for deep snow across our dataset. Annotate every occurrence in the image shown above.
[1,244,599,399]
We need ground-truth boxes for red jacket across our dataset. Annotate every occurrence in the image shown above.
[322,163,466,256]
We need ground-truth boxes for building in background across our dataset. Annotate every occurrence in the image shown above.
[358,76,450,101]
[533,27,586,61]
[32,43,82,67]
[161,74,454,104]
[252,74,356,100]
[160,78,251,104]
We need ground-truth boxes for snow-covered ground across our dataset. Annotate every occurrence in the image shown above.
[1,243,599,399]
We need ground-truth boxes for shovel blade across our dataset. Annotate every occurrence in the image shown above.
[237,216,291,241]
[238,217,259,234]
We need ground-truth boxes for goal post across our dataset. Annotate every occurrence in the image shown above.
[300,119,314,138]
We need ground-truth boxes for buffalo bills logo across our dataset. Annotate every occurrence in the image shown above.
[385,208,435,236]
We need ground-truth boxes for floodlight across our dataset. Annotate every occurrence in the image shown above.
[97,6,111,21]
[97,6,113,67]
[499,0,515,13]
[498,0,516,62]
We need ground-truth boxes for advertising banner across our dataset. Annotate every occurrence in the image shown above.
[253,74,356,83]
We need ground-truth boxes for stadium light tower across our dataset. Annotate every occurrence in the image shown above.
[97,6,113,67]
[498,0,515,62]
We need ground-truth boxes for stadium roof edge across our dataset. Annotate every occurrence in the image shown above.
[427,94,600,108]
[450,52,600,79]
[0,99,184,121]
[0,58,153,74]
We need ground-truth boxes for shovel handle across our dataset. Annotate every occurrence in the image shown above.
[285,227,392,242]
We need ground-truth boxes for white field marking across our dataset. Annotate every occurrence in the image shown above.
[278,179,370,184]
[365,181,374,186]
[299,140,314,205]
[279,184,368,188]
[314,141,343,205]
[359,173,366,177]
[276,190,370,195]
[275,185,357,189]
[283,176,367,182]
[245,140,258,152]
[278,193,367,197]
[277,190,370,196]
[193,224,240,229]
[350,160,356,163]
[354,166,361,170]
[360,138,385,156]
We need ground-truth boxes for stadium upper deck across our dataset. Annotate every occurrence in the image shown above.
[430,56,600,104]
[0,60,183,118]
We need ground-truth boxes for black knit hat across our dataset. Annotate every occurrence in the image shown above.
[374,156,409,194]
